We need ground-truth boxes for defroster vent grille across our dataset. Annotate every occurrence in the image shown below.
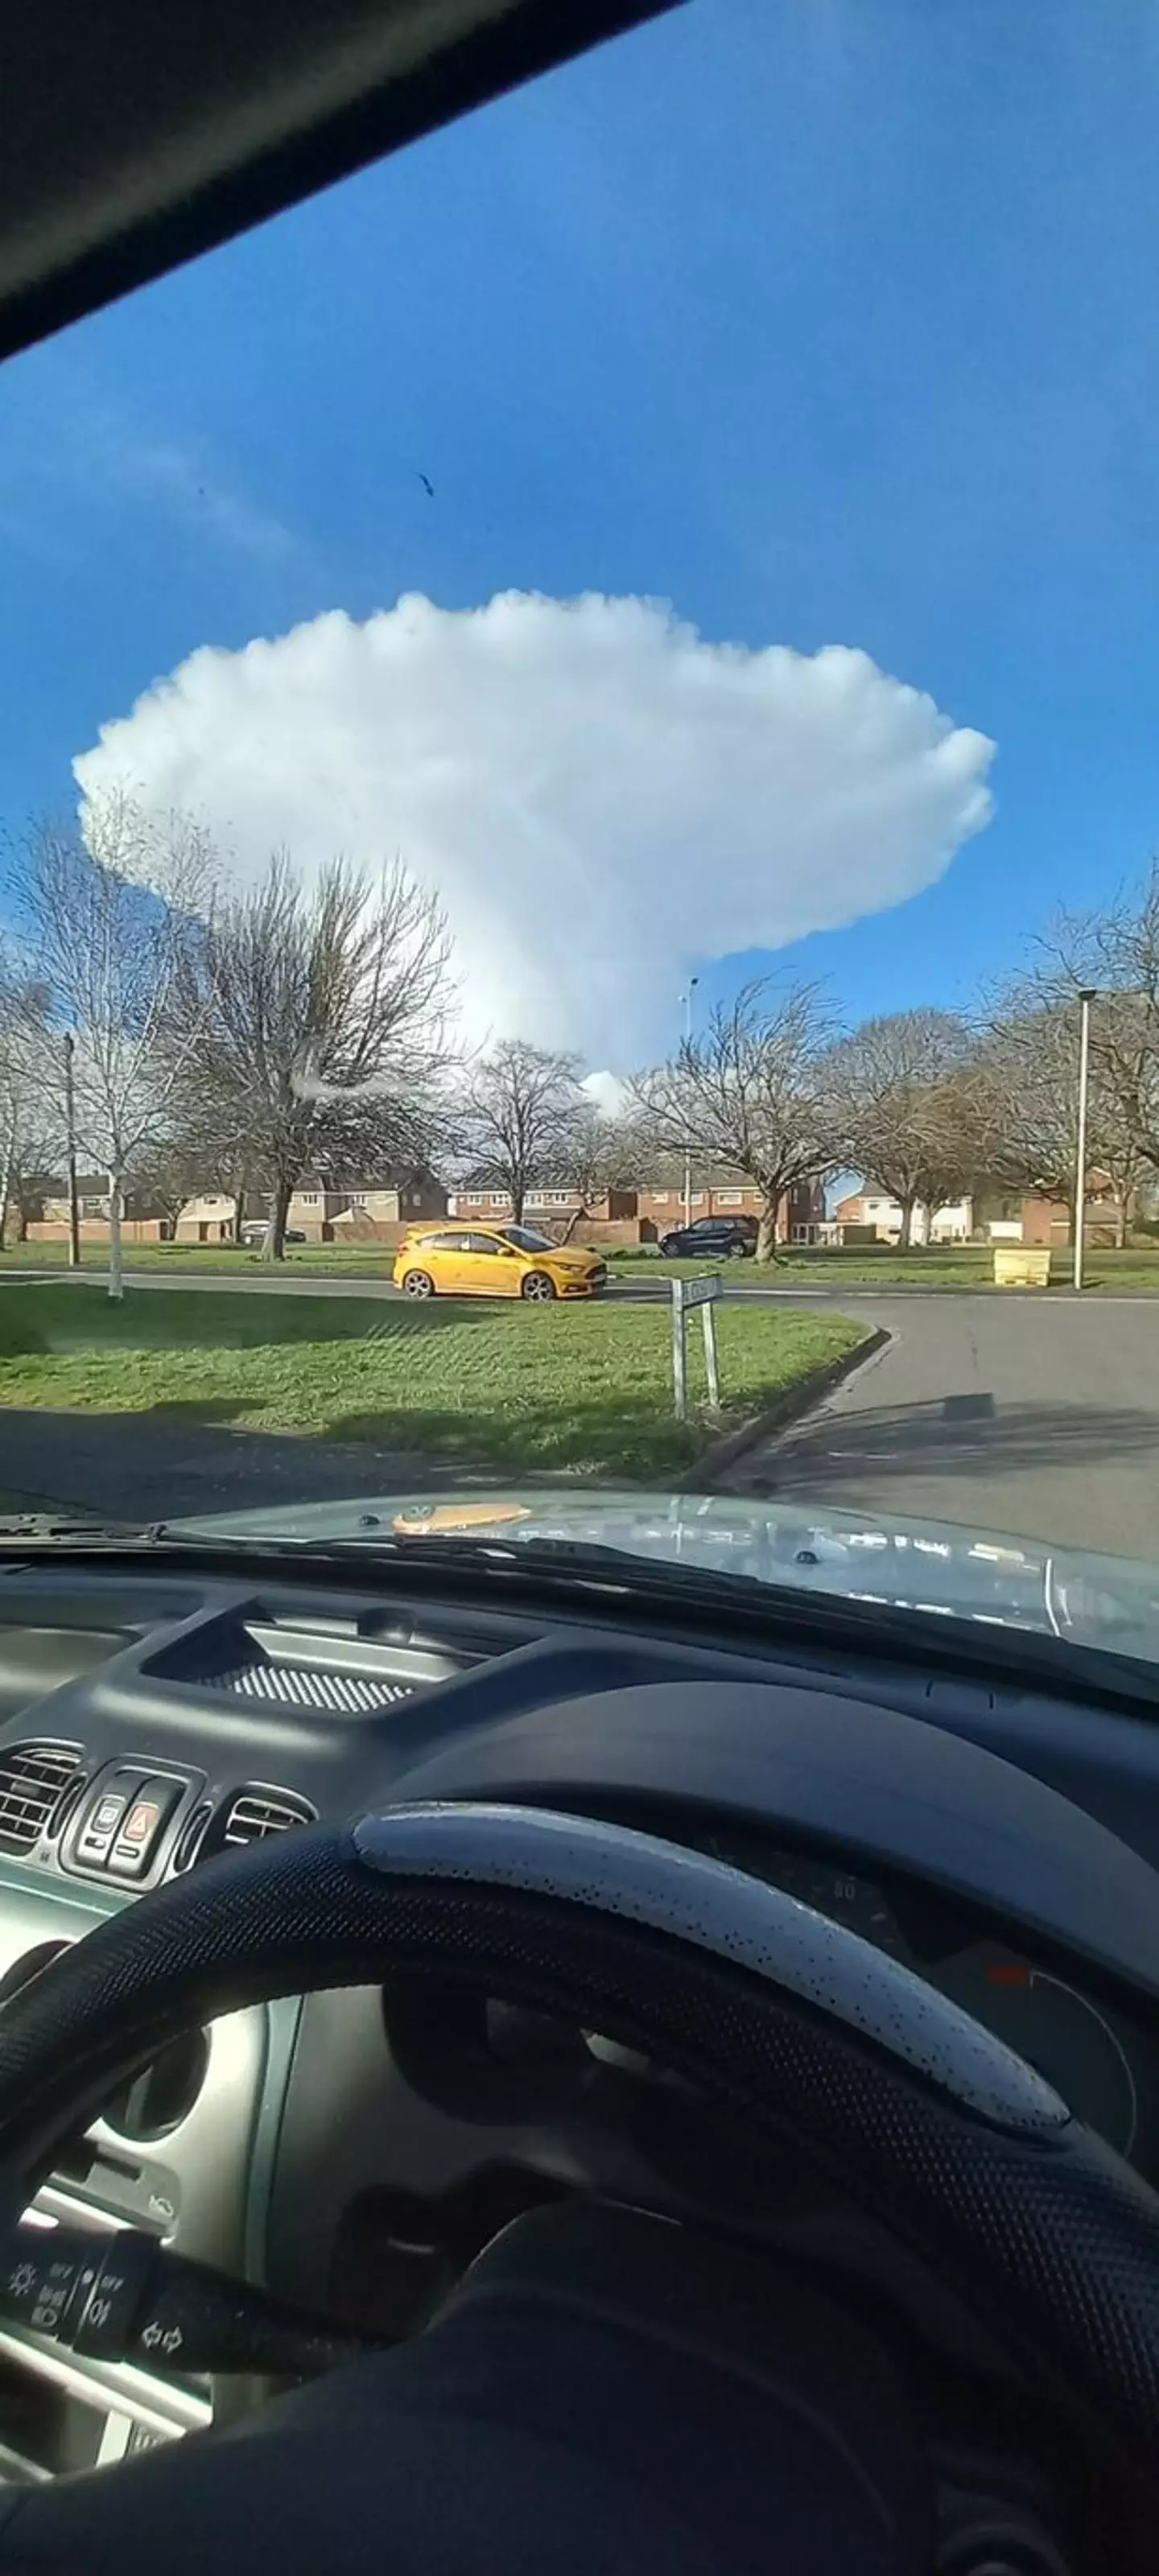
[208,1662,415,1716]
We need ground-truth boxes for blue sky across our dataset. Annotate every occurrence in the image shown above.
[3,0,1158,1049]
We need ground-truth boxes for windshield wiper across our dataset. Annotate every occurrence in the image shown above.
[0,1511,153,1545]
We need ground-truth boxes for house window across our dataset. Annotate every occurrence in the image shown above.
[690,1192,706,1206]
[298,1191,320,1207]
[527,1190,571,1207]
[716,1190,742,1205]
[350,1194,367,1210]
[651,1192,670,1205]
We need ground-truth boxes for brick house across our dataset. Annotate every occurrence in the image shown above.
[449,1174,826,1246]
[324,1177,448,1243]
[834,1192,972,1244]
[984,1185,1121,1250]
[29,1178,168,1245]
[835,1183,1125,1249]
[191,1173,450,1247]
[174,1192,244,1243]
[27,1170,448,1248]
[635,1177,824,1240]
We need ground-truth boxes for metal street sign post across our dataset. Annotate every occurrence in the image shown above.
[670,1274,721,1419]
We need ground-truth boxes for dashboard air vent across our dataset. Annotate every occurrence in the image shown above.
[171,1800,212,1875]
[221,1786,316,1849]
[0,1742,84,1853]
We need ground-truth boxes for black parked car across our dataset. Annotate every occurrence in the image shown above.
[658,1216,757,1259]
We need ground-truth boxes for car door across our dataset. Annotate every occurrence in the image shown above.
[425,1230,476,1290]
[456,1230,523,1296]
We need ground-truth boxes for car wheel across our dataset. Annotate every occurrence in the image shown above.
[401,1268,435,1298]
[521,1270,557,1302]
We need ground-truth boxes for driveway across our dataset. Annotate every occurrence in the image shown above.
[723,1294,1159,1559]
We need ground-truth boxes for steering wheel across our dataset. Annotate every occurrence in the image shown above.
[1,1799,1159,2506]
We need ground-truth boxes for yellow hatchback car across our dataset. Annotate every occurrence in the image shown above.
[393,1222,607,1304]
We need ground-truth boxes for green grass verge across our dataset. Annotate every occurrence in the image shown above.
[7,1239,1159,1291]
[608,1247,1159,1291]
[0,1285,864,1479]
[0,1239,392,1273]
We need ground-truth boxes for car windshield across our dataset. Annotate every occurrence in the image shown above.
[501,1227,556,1254]
[4,2,1159,1672]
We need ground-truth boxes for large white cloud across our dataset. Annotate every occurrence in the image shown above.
[72,591,994,1065]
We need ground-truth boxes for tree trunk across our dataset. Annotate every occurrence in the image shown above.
[1116,1199,1128,1250]
[229,1193,245,1247]
[755,1193,779,1264]
[0,1111,14,1252]
[560,1204,585,1244]
[897,1193,916,1251]
[511,1182,526,1225]
[15,1208,28,1244]
[264,1177,293,1262]
[107,1169,124,1301]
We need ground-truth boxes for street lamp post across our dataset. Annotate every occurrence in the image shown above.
[1073,987,1095,1293]
[63,1031,80,1271]
[680,976,699,1228]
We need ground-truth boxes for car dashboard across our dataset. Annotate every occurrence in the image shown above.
[2,1550,1159,2483]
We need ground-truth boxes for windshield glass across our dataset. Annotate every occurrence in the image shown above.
[501,1227,556,1254]
[4,2,1159,1669]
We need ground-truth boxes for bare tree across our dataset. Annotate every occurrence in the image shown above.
[177,853,454,1260]
[630,979,836,1262]
[1023,867,1159,1188]
[980,995,1151,1246]
[126,1137,219,1242]
[461,1041,584,1226]
[17,799,216,1296]
[0,967,59,1250]
[555,1105,645,1242]
[0,1074,61,1247]
[824,1008,977,1247]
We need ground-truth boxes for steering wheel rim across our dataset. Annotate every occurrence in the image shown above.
[2,1802,1159,2489]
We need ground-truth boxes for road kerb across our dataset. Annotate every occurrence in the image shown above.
[676,1325,893,1493]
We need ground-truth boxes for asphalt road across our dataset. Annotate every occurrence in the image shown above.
[6,1265,793,1303]
[6,1270,1159,1556]
[727,1292,1159,1559]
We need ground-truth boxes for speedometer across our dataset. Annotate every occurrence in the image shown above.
[938,1945,1139,2158]
[762,1851,905,1956]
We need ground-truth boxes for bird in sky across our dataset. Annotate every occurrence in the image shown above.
[418,472,434,498]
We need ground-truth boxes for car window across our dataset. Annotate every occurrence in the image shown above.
[7,0,1159,1667]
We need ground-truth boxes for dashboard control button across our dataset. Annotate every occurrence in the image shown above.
[107,1778,184,1880]
[75,1780,142,1868]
